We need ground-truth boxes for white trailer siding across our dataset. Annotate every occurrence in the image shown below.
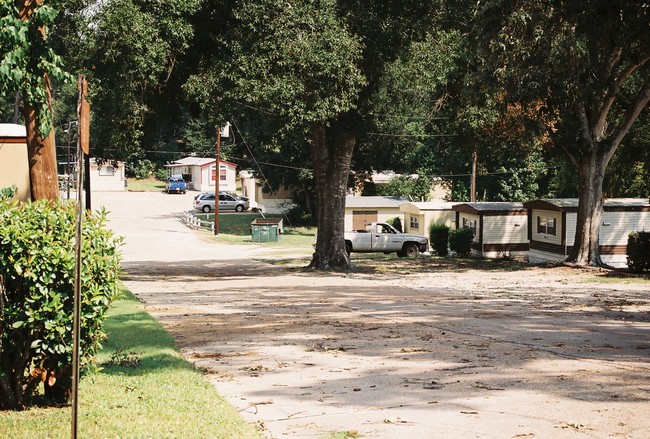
[481,214,528,258]
[525,199,650,268]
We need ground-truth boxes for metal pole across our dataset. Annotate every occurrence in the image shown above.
[71,76,85,439]
[214,129,220,235]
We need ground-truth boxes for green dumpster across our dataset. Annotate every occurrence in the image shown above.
[251,218,283,242]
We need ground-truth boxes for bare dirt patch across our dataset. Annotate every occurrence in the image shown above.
[96,191,650,439]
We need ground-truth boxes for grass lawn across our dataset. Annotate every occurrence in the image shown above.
[0,288,262,439]
[126,177,166,192]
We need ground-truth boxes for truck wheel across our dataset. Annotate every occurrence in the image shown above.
[403,243,419,258]
[396,250,406,258]
[345,242,352,255]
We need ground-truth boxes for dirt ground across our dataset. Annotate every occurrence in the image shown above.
[94,191,650,439]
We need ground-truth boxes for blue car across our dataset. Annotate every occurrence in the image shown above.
[166,176,187,194]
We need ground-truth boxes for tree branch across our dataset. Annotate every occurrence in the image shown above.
[593,56,650,139]
[607,77,650,155]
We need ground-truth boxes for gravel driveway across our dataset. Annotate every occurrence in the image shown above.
[95,190,650,439]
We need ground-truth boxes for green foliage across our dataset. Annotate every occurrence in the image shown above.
[376,175,431,201]
[0,199,122,409]
[0,185,17,200]
[125,158,156,179]
[449,227,473,257]
[0,0,72,137]
[429,223,449,257]
[386,216,402,233]
[627,232,650,274]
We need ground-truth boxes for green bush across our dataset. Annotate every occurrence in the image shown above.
[0,185,17,201]
[387,216,402,233]
[627,231,650,273]
[429,224,449,257]
[0,199,122,409]
[449,228,474,257]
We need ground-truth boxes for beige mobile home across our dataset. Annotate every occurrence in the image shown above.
[0,124,30,201]
[452,202,529,258]
[89,158,126,191]
[524,198,650,268]
[400,201,458,238]
[344,196,408,231]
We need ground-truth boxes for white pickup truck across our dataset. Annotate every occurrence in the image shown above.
[344,222,429,257]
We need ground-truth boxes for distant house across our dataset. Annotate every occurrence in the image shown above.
[524,198,650,268]
[89,159,125,191]
[452,202,529,258]
[165,157,237,192]
[239,170,294,214]
[400,201,458,237]
[0,124,30,201]
[344,195,409,231]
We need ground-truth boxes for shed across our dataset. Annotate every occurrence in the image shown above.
[400,201,458,238]
[523,198,650,268]
[452,202,529,258]
[344,195,409,231]
[89,158,126,191]
[0,124,30,201]
[166,157,237,192]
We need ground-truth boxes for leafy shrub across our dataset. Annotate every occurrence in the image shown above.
[627,231,650,273]
[449,228,474,257]
[387,216,402,233]
[429,224,449,257]
[126,159,155,179]
[0,199,122,409]
[0,185,17,201]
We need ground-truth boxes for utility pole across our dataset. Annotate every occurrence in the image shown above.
[214,128,220,235]
[470,148,477,202]
[213,122,230,235]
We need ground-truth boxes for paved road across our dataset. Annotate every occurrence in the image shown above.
[95,190,650,439]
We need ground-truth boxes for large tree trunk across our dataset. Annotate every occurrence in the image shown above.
[24,95,59,201]
[566,153,608,266]
[308,122,355,270]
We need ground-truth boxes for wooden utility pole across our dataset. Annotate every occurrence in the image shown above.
[214,129,220,235]
[470,148,477,202]
[19,0,59,201]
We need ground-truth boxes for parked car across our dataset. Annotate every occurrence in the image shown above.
[166,176,186,194]
[193,192,249,213]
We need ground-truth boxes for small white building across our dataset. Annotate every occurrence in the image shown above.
[452,202,529,259]
[89,159,126,191]
[524,198,650,268]
[400,201,458,237]
[165,157,237,192]
[344,195,409,231]
[0,124,30,201]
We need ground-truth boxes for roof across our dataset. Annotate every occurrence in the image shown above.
[345,195,410,209]
[400,201,458,213]
[524,198,650,212]
[166,157,237,168]
[0,123,27,138]
[452,202,527,215]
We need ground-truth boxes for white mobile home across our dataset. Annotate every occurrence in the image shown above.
[400,201,458,237]
[452,202,529,258]
[524,198,650,268]
[344,196,409,231]
[165,157,237,192]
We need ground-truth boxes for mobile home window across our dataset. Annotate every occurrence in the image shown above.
[537,216,556,235]
[98,166,115,176]
[462,218,477,235]
[410,215,419,230]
